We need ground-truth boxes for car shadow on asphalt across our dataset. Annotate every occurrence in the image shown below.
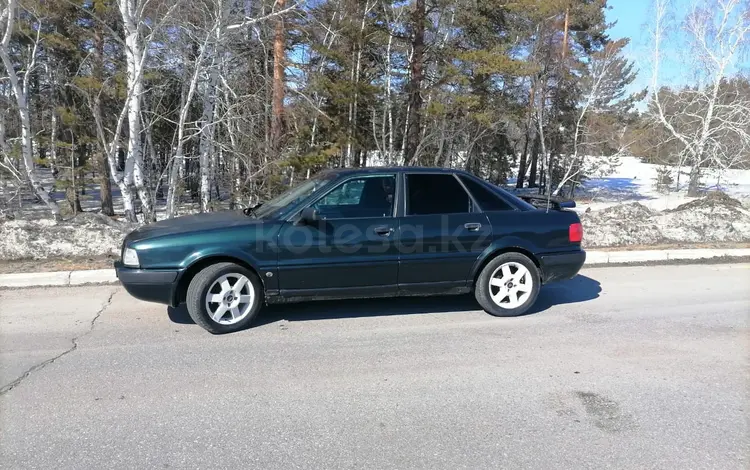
[527,274,602,315]
[167,275,601,327]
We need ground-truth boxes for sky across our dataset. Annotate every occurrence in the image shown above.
[605,0,691,93]
[604,0,749,94]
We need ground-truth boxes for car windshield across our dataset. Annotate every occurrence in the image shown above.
[250,173,336,219]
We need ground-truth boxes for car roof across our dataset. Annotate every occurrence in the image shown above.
[321,166,473,178]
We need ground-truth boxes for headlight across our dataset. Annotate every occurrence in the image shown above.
[122,247,140,267]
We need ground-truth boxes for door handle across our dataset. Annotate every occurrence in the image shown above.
[464,222,482,232]
[374,226,394,236]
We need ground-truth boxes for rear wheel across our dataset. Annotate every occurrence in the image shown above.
[186,262,263,334]
[475,252,540,317]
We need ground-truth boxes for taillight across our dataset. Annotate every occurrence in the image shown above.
[569,222,583,243]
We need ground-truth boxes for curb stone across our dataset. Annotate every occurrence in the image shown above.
[0,271,71,288]
[1,248,749,288]
[665,248,750,260]
[69,269,118,286]
[584,248,750,265]
[584,251,610,265]
[605,250,668,264]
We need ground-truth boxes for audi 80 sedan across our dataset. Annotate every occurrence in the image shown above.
[115,167,585,333]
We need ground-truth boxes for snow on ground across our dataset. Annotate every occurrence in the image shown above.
[580,192,750,248]
[0,212,136,261]
[569,157,750,212]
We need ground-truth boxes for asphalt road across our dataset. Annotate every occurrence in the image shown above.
[1,264,748,469]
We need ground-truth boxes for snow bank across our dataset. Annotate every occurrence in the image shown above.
[580,203,663,246]
[0,213,134,260]
[581,192,750,248]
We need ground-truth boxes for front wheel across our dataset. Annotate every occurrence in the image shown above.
[475,253,541,317]
[186,262,263,334]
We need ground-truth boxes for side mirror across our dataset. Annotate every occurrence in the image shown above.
[299,207,320,224]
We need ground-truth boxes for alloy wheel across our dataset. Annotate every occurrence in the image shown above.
[488,262,533,309]
[205,273,255,325]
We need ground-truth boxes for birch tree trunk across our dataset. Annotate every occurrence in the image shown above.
[119,0,156,222]
[384,27,394,163]
[50,111,58,178]
[91,85,137,220]
[0,1,60,218]
[167,28,213,218]
[199,53,219,212]
[517,82,536,188]
[0,108,22,184]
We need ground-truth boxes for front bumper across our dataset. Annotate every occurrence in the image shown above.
[539,250,586,283]
[115,261,179,305]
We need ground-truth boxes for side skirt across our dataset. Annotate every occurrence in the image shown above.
[266,282,472,305]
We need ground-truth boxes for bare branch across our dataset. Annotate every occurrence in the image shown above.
[225,3,301,31]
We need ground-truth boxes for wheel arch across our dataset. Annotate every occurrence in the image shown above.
[172,255,264,307]
[470,244,542,288]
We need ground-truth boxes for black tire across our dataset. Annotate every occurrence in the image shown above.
[186,262,263,334]
[474,252,541,317]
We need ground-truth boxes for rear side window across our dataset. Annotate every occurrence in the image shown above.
[406,174,471,215]
[459,176,514,211]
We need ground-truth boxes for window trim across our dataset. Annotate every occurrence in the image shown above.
[453,174,482,213]
[290,173,398,222]
[403,172,480,217]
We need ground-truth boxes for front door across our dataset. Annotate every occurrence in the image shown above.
[276,174,400,296]
[397,173,492,290]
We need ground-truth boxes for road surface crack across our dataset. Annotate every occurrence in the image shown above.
[0,290,117,396]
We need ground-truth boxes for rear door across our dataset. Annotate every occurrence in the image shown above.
[396,173,492,291]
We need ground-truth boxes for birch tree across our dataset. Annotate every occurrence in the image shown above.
[118,0,155,221]
[552,39,641,196]
[196,0,231,213]
[0,0,60,217]
[650,0,750,196]
[82,0,154,222]
[165,3,218,218]
[164,0,301,216]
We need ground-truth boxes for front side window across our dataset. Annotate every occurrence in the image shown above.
[312,175,395,219]
[406,174,472,215]
[252,173,335,219]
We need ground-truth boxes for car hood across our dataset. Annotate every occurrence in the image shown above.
[126,211,261,244]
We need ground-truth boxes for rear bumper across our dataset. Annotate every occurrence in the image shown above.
[539,250,586,283]
[115,261,179,305]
